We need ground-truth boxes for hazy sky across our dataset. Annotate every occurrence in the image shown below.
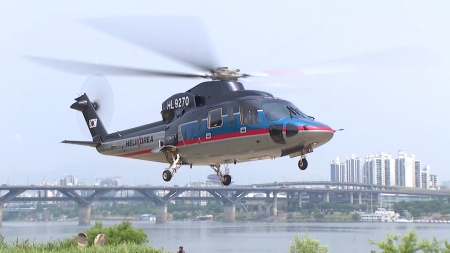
[1,1,450,186]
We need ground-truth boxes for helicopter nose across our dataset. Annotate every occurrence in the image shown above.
[284,121,335,147]
[284,122,335,138]
[302,122,335,148]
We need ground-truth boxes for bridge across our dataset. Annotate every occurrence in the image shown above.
[1,181,449,227]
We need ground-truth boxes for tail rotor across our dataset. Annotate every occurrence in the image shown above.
[76,74,114,138]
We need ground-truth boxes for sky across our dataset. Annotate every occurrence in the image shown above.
[1,0,450,186]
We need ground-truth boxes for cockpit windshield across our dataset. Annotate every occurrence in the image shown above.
[261,100,314,121]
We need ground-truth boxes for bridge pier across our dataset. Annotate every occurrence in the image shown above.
[298,192,303,207]
[273,192,278,216]
[155,203,168,223]
[265,194,271,215]
[0,205,3,227]
[358,193,362,204]
[350,193,354,204]
[324,192,330,202]
[265,204,271,215]
[78,203,91,225]
[223,203,236,222]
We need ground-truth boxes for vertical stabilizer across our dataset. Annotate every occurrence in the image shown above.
[70,94,108,142]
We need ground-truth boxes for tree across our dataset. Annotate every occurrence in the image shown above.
[303,202,317,211]
[351,213,361,221]
[313,208,324,220]
[290,232,328,253]
[369,229,450,253]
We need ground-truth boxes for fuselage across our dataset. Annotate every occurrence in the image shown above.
[95,81,335,166]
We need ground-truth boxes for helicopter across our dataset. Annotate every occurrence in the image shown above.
[26,16,338,186]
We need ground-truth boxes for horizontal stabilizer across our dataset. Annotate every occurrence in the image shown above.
[61,140,101,147]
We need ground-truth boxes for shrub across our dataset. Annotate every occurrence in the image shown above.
[84,220,148,246]
[351,213,361,221]
[289,232,328,253]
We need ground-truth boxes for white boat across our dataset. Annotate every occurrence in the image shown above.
[360,208,400,222]
[195,215,213,221]
[393,218,413,223]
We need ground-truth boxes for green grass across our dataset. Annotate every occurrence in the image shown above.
[0,240,168,253]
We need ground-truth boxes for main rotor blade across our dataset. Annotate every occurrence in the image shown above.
[25,56,207,78]
[263,45,441,76]
[81,16,220,71]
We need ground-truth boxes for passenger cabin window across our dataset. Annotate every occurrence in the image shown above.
[208,108,223,128]
[240,100,261,125]
[227,106,234,125]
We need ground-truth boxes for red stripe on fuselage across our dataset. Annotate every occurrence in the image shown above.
[281,126,335,132]
[302,125,335,132]
[116,148,154,157]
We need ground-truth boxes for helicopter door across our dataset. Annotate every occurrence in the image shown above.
[164,123,179,146]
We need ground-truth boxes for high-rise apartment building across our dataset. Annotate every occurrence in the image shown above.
[430,174,438,189]
[59,175,78,186]
[330,157,346,182]
[346,154,362,183]
[395,150,416,187]
[363,155,375,185]
[385,157,396,186]
[363,153,393,186]
[420,166,431,189]
[415,160,421,188]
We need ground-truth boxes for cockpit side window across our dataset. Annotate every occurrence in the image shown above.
[161,109,175,124]
[239,100,261,125]
[261,100,311,121]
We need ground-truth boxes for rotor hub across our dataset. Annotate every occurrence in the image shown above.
[208,67,247,81]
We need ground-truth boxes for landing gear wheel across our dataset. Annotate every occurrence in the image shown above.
[161,147,183,182]
[298,158,308,170]
[210,164,232,186]
[222,175,232,186]
[162,170,172,182]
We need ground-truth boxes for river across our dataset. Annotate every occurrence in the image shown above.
[1,221,449,253]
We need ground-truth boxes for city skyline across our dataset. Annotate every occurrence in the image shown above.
[330,150,440,189]
[1,148,447,187]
